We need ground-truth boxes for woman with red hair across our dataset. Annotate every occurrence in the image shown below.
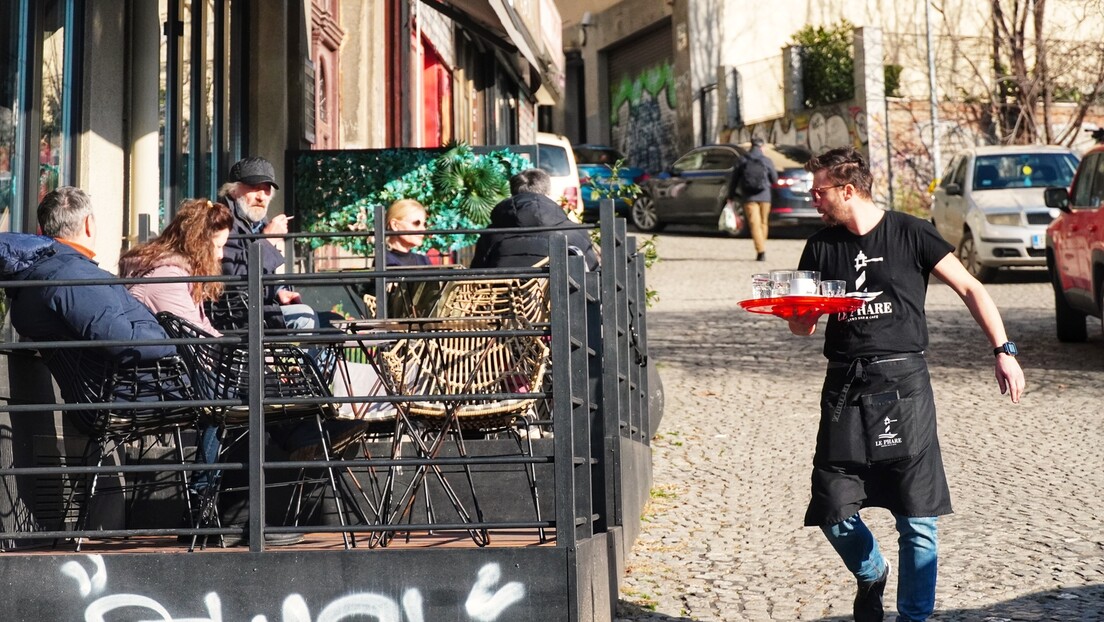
[119,199,233,334]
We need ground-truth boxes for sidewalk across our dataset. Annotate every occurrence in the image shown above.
[616,231,1104,621]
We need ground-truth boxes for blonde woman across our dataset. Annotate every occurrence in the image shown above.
[384,199,430,266]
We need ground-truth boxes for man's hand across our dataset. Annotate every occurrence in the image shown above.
[276,289,302,305]
[263,214,292,235]
[995,354,1025,403]
[787,311,819,336]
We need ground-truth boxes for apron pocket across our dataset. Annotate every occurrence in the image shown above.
[861,391,922,462]
[823,405,866,464]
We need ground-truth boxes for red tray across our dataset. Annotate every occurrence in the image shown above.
[738,296,864,320]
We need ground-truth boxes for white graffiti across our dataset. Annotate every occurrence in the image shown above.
[61,556,525,622]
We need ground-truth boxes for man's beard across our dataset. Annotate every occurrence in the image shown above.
[243,203,267,223]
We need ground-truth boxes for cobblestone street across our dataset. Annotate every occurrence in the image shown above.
[615,230,1104,622]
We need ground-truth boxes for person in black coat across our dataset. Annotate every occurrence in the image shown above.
[470,168,599,270]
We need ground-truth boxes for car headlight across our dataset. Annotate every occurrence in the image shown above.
[985,213,1021,226]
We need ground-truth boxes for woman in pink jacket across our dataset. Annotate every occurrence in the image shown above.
[118,198,234,497]
[118,199,233,335]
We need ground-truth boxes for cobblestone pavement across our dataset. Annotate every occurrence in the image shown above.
[615,229,1104,622]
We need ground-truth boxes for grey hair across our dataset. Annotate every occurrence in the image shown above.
[38,186,93,238]
[510,168,552,196]
[217,181,240,200]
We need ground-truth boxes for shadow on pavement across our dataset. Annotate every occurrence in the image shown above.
[616,585,1104,621]
[614,600,693,621]
[808,583,1104,622]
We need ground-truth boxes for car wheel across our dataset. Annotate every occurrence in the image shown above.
[956,231,997,282]
[630,193,664,232]
[1051,261,1086,342]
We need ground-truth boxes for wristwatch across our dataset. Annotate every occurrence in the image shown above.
[993,341,1018,357]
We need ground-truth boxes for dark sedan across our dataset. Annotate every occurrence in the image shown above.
[630,143,817,235]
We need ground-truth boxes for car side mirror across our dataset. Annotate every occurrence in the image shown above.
[1044,186,1071,213]
[943,183,962,196]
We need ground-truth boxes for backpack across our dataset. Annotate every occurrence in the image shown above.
[738,155,769,194]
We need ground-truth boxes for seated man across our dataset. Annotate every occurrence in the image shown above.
[0,186,176,369]
[217,156,320,329]
[470,168,600,270]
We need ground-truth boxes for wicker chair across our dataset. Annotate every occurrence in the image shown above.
[372,267,551,546]
[156,312,351,548]
[42,349,202,550]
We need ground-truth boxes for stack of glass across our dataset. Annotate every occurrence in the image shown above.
[750,270,846,298]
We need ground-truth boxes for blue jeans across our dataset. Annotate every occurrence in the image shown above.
[821,513,938,622]
[191,423,221,493]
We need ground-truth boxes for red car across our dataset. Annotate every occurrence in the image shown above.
[1044,144,1104,341]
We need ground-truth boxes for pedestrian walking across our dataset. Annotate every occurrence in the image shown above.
[727,137,777,261]
[786,147,1025,622]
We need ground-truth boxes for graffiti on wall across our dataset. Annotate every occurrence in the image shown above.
[609,63,679,174]
[60,555,525,621]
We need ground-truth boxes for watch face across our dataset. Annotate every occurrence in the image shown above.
[1005,342,1018,356]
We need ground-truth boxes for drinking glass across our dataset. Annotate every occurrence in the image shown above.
[751,273,771,298]
[769,270,792,297]
[790,270,820,296]
[820,280,846,297]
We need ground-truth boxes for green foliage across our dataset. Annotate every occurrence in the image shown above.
[884,64,903,98]
[583,161,661,307]
[581,158,643,206]
[292,144,530,256]
[792,20,855,107]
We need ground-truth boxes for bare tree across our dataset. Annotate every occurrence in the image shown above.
[937,0,1104,145]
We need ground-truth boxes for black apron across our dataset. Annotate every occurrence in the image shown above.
[804,353,953,527]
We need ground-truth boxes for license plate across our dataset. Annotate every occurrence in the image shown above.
[1031,234,1044,249]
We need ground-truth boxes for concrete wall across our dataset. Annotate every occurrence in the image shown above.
[79,0,128,271]
[338,0,387,148]
[251,3,295,216]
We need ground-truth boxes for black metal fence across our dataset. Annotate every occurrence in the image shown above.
[0,201,655,621]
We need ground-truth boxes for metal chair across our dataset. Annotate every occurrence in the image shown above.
[372,270,552,547]
[41,349,202,550]
[156,311,352,548]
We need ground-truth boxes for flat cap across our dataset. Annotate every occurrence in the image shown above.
[229,157,279,189]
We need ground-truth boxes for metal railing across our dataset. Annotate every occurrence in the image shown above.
[0,200,653,553]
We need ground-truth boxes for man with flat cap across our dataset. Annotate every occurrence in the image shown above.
[217,156,318,329]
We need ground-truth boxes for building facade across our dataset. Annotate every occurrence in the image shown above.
[0,0,564,269]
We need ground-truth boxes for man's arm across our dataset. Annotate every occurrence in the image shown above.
[54,284,176,363]
[931,253,1025,403]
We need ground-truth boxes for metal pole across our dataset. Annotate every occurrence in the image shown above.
[925,0,942,179]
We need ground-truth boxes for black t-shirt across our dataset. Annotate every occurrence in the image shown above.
[798,210,953,361]
[386,248,431,267]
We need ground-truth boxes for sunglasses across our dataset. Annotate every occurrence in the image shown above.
[810,184,847,199]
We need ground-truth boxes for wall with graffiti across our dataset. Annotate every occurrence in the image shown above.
[609,63,680,174]
[3,549,598,620]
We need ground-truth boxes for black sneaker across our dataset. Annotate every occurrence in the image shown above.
[220,523,305,547]
[854,561,890,622]
[756,252,766,261]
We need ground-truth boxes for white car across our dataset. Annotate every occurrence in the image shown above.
[930,145,1079,282]
[536,132,581,217]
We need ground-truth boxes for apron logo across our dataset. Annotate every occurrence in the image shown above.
[875,415,903,447]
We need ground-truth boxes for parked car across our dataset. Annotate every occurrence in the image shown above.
[1043,144,1104,342]
[629,143,815,235]
[573,144,647,220]
[930,145,1078,282]
[536,132,581,215]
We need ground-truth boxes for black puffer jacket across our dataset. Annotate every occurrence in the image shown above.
[470,192,600,270]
